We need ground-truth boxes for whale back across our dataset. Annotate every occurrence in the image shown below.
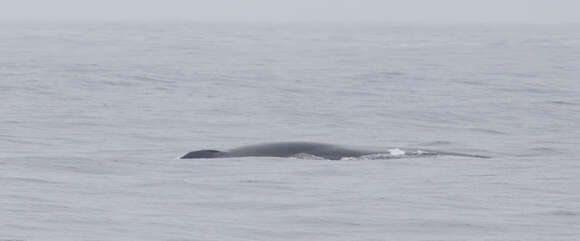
[180,142,490,160]
[225,142,371,160]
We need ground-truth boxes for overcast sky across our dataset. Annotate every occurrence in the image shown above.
[1,0,578,23]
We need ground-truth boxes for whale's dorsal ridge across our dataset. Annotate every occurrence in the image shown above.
[180,149,225,159]
[180,142,489,160]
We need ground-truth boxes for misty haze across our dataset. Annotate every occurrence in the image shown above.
[1,1,579,241]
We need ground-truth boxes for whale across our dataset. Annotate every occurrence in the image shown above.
[180,142,489,160]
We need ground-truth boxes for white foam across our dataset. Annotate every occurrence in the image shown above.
[388,148,406,156]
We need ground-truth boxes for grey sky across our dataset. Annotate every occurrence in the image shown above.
[1,0,579,23]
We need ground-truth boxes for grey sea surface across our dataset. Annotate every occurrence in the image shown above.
[1,22,580,241]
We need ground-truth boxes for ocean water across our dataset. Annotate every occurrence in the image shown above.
[1,22,579,241]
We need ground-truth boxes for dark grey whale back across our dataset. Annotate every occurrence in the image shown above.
[180,142,490,160]
[226,142,369,160]
[180,142,374,160]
